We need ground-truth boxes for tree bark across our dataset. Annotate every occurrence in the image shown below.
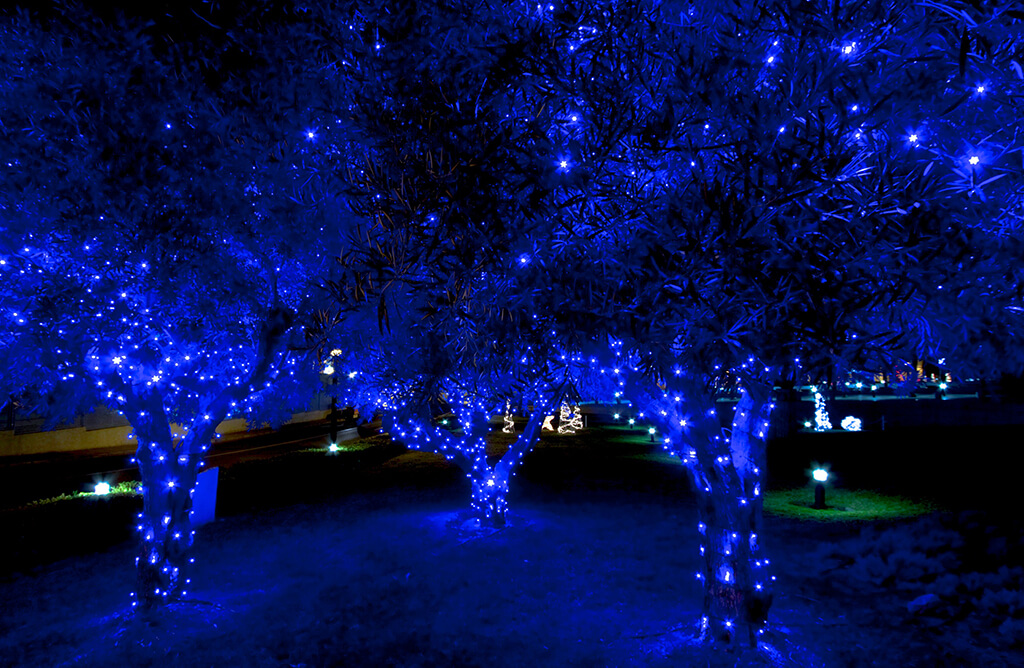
[127,398,219,610]
[642,380,774,647]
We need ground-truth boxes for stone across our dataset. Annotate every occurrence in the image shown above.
[191,467,219,527]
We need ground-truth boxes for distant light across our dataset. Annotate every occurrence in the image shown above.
[778,125,786,133]
[613,413,620,420]
[908,134,918,143]
[95,482,110,495]
[766,56,774,63]
[976,85,985,93]
[518,254,530,265]
[559,160,569,169]
[328,443,339,453]
[803,421,812,428]
[305,130,316,140]
[842,43,855,55]
[812,468,829,482]
[628,418,635,425]
[648,427,656,435]
[939,382,948,390]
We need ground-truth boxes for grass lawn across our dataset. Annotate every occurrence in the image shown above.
[764,486,937,522]
[1,425,1021,666]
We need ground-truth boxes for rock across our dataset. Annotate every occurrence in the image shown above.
[908,593,941,615]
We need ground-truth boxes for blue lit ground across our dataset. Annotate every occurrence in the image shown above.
[1,427,1021,666]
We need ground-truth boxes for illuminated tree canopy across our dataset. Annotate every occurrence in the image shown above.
[0,6,349,607]
[1,0,1022,655]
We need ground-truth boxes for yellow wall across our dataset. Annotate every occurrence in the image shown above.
[0,410,328,458]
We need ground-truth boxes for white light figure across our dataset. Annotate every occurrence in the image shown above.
[542,414,555,431]
[95,482,111,495]
[557,402,577,434]
[840,416,862,431]
[502,401,515,434]
[569,405,584,431]
[813,390,832,431]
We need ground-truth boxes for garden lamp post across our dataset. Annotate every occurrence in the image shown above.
[323,362,338,452]
[812,468,829,509]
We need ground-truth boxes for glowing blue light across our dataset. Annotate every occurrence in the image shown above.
[94,482,110,495]
[812,468,828,482]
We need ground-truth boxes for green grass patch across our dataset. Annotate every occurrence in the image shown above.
[25,480,140,508]
[299,438,379,454]
[765,486,937,522]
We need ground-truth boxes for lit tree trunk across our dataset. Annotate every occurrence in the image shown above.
[645,381,774,646]
[688,387,773,646]
[126,396,219,610]
[117,308,292,610]
[392,397,551,528]
[466,405,549,527]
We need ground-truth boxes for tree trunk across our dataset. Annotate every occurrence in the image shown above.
[128,405,219,611]
[133,436,201,609]
[641,380,774,647]
[470,470,509,527]
[690,388,773,647]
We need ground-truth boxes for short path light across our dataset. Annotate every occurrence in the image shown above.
[328,443,339,453]
[628,418,635,426]
[648,426,656,442]
[812,468,829,509]
[94,482,110,495]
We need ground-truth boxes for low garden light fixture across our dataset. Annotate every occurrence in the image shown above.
[94,482,110,495]
[648,426,656,442]
[328,443,339,453]
[613,413,620,420]
[812,467,829,509]
[628,418,635,426]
